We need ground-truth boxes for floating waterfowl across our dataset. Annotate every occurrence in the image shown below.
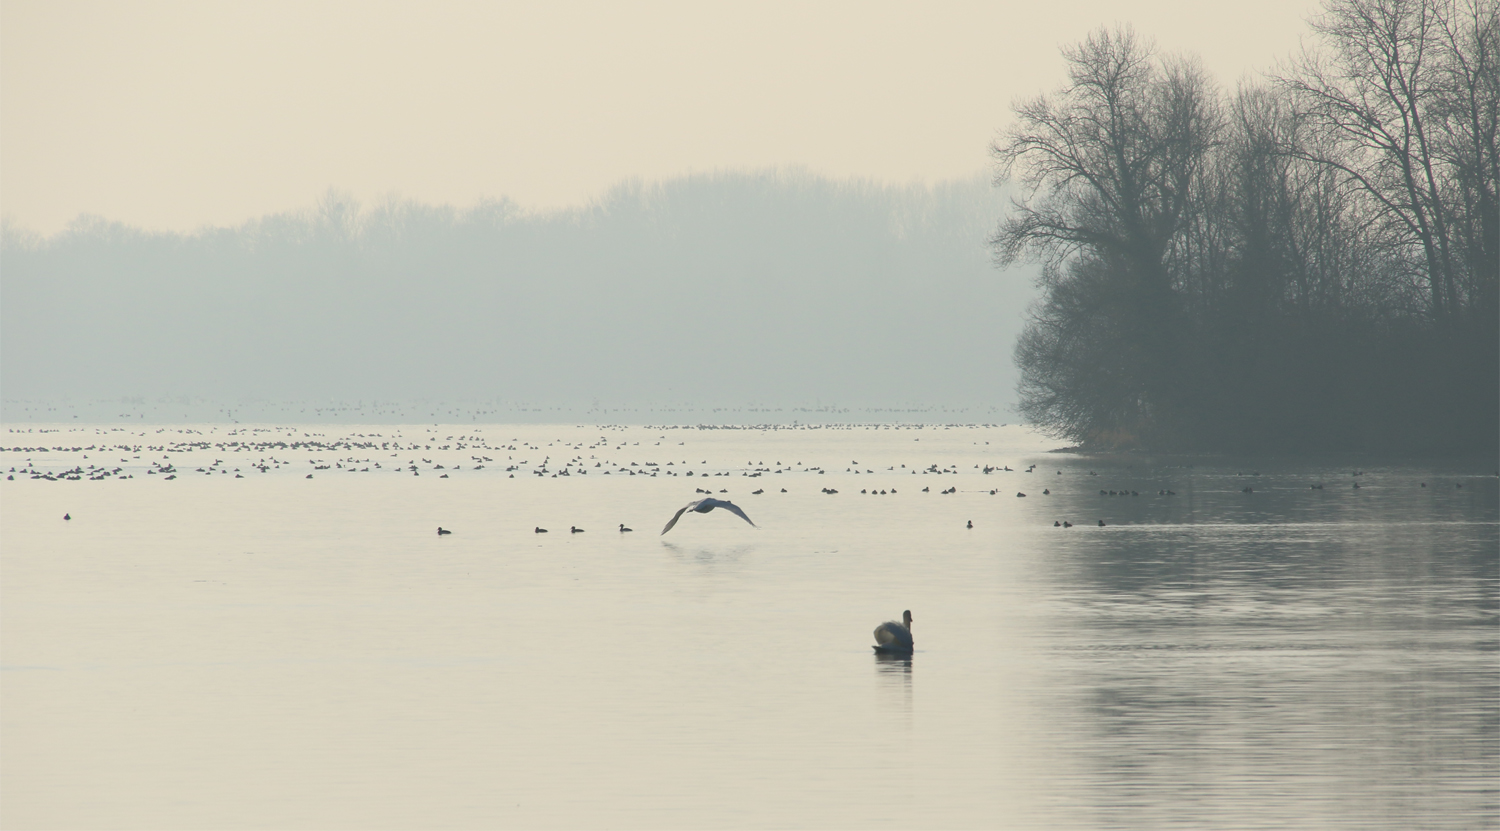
[873,610,914,655]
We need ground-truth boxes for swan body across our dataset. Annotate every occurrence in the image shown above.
[660,498,756,535]
[873,610,914,654]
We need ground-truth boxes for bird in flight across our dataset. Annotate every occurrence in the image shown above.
[660,498,756,535]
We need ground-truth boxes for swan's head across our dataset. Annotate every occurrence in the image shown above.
[903,610,913,628]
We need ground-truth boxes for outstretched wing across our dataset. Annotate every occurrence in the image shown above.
[660,501,698,535]
[717,500,756,527]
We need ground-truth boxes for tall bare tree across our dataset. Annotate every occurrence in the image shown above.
[1278,0,1499,323]
[992,25,1221,442]
[992,27,1221,290]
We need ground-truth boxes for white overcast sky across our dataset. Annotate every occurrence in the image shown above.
[2,0,1321,235]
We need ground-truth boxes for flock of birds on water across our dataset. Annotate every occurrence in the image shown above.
[16,423,1494,657]
[13,425,1487,508]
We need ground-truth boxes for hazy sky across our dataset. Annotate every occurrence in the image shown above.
[2,0,1320,235]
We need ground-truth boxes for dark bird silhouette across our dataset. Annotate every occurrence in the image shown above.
[571,526,584,533]
[437,527,451,535]
[535,526,548,533]
[660,498,755,535]
[619,523,633,532]
[873,610,914,655]
[63,513,71,520]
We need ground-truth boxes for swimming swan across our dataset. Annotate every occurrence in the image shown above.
[873,610,914,654]
[660,498,756,535]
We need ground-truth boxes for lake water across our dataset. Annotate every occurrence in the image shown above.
[2,423,1496,829]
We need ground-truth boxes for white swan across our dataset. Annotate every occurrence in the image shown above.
[660,498,756,535]
[873,610,914,654]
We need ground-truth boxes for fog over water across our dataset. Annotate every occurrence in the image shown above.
[6,2,1495,827]
[1,170,1032,420]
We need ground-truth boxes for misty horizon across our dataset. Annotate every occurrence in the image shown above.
[1,169,1038,422]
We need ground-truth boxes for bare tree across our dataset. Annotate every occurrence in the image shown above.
[992,27,1221,289]
[1429,0,1499,318]
[992,25,1221,443]
[1278,0,1499,323]
[994,10,1495,452]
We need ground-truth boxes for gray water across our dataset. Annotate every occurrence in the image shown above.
[2,424,1495,829]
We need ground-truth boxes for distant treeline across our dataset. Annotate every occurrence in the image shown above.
[2,171,1029,413]
[995,0,1498,455]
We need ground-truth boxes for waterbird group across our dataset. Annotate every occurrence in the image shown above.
[20,424,1495,659]
[29,421,1483,540]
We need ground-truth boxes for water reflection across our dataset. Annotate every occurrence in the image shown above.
[873,652,913,717]
[4,425,1492,829]
[658,541,756,568]
[1031,478,1499,830]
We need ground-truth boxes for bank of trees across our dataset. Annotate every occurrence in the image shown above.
[994,0,1498,454]
[2,172,1025,410]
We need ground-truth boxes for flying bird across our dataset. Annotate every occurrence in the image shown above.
[660,498,756,535]
[873,610,914,654]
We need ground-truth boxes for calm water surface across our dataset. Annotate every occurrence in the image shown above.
[2,424,1495,828]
